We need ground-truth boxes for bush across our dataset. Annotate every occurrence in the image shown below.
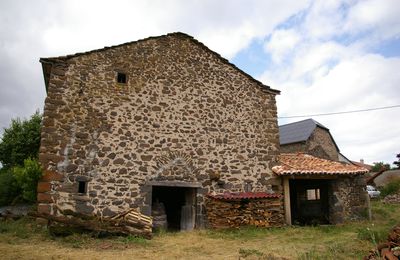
[12,158,43,203]
[0,169,20,206]
[380,180,400,198]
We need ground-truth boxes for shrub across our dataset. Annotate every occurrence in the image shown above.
[380,179,400,198]
[12,158,43,203]
[0,168,20,206]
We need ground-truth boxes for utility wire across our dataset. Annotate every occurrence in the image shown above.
[278,104,400,119]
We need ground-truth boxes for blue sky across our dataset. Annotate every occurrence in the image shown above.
[0,0,399,165]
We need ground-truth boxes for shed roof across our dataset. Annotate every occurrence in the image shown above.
[273,153,368,176]
[207,192,280,201]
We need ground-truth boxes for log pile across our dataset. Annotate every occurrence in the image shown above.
[33,208,153,239]
[364,224,400,260]
[152,201,167,230]
[111,209,153,236]
[383,192,400,204]
[205,197,284,229]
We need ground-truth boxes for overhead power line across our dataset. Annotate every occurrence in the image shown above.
[278,104,400,119]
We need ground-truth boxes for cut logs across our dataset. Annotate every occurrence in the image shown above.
[364,224,400,259]
[32,208,153,239]
[205,194,284,229]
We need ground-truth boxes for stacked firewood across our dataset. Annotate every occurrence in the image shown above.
[152,201,168,230]
[205,198,284,229]
[364,224,400,260]
[111,209,153,236]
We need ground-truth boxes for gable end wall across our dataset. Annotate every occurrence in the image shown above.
[37,35,283,224]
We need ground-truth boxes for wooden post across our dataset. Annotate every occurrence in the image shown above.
[283,177,292,225]
[366,192,372,221]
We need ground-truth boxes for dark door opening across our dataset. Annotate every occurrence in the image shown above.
[151,186,196,231]
[290,179,330,225]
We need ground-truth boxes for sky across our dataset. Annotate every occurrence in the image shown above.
[0,0,399,166]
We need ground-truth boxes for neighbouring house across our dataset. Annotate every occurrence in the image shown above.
[273,153,368,225]
[279,119,340,161]
[37,32,284,231]
[352,159,372,171]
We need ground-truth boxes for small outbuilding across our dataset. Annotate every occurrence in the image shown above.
[274,153,369,225]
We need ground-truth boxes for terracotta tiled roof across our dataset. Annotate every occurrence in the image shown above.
[207,192,280,201]
[273,153,369,176]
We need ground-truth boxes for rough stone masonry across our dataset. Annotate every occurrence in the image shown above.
[37,32,283,227]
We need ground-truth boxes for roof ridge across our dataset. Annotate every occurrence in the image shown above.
[279,118,313,127]
[40,32,280,95]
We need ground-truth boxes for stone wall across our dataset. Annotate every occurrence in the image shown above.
[307,127,339,161]
[329,175,368,223]
[280,127,339,161]
[37,33,281,226]
[280,142,306,154]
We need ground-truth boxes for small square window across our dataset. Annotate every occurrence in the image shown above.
[78,181,87,194]
[117,72,127,84]
[306,189,320,200]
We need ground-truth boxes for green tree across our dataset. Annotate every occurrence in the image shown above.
[394,153,400,169]
[0,111,43,205]
[12,158,43,203]
[371,161,391,172]
[0,111,42,169]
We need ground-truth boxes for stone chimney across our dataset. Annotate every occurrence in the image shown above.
[360,159,364,164]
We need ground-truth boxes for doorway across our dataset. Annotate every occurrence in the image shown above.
[151,186,196,231]
[289,179,330,225]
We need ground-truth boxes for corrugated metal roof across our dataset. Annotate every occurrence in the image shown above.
[279,119,328,145]
[207,192,280,201]
[272,153,369,176]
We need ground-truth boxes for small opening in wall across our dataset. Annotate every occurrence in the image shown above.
[117,72,127,84]
[306,189,320,200]
[78,181,87,194]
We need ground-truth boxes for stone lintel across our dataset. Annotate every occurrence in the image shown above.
[147,180,202,188]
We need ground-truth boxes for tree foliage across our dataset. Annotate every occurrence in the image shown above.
[0,112,43,206]
[0,111,42,169]
[394,153,400,169]
[371,162,391,172]
[12,158,43,203]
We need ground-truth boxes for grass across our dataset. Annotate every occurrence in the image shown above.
[0,200,399,259]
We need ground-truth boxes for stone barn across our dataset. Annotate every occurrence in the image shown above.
[279,119,340,161]
[37,32,284,231]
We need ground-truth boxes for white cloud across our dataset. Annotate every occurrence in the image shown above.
[264,29,301,63]
[0,0,399,166]
[261,0,400,164]
[345,0,400,39]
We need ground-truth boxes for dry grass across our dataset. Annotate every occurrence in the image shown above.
[0,201,399,260]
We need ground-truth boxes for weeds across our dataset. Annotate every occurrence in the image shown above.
[239,248,264,257]
[118,235,148,245]
[0,217,44,239]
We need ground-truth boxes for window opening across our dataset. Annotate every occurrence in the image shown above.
[306,189,320,200]
[117,72,127,84]
[78,181,87,194]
